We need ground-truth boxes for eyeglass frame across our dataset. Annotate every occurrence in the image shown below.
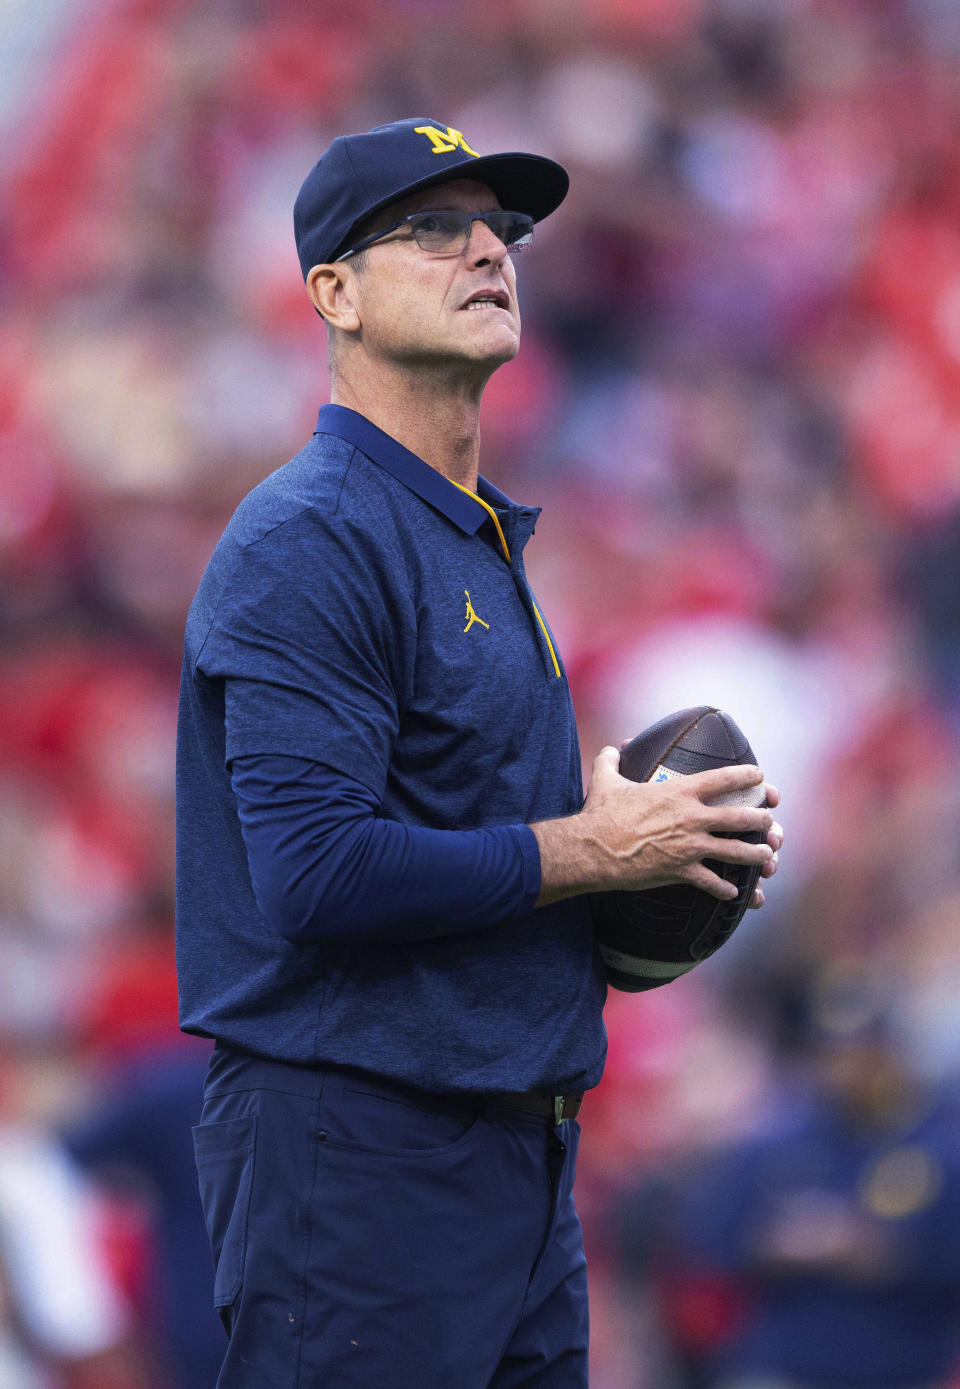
[333,208,535,263]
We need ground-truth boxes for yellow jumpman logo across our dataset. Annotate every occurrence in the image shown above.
[463,590,489,633]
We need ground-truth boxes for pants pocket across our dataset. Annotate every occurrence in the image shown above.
[320,1072,483,1158]
[193,1115,258,1320]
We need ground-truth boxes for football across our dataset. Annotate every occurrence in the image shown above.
[594,706,767,992]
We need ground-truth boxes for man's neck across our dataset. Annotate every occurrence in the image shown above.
[331,367,485,492]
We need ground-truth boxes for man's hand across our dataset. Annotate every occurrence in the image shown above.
[532,745,776,910]
[749,788,783,909]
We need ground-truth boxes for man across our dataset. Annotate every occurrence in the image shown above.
[675,991,960,1389]
[176,117,781,1388]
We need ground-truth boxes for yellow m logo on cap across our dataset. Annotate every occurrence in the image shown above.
[414,125,480,158]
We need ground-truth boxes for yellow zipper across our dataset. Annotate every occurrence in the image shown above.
[448,479,562,681]
[531,601,562,679]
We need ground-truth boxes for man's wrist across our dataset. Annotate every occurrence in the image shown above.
[530,813,606,908]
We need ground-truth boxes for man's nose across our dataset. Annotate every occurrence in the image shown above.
[464,217,508,267]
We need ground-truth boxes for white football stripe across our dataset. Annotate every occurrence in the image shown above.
[650,763,684,783]
[649,763,766,808]
[706,782,767,808]
[599,944,696,979]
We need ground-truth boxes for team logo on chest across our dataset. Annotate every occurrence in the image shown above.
[462,590,489,634]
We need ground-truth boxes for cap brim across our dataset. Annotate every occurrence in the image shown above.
[407,151,569,223]
[330,152,569,261]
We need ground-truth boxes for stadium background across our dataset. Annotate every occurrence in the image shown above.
[3,0,960,1384]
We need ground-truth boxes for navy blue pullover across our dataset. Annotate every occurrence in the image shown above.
[175,405,607,1094]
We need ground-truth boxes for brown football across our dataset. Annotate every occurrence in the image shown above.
[594,706,766,992]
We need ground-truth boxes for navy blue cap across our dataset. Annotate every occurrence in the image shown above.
[293,117,569,281]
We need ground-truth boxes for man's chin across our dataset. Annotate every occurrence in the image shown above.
[462,328,521,369]
[393,329,520,374]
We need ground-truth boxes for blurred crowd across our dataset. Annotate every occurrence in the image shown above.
[3,0,960,1383]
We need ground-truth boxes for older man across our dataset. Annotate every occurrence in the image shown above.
[176,117,779,1388]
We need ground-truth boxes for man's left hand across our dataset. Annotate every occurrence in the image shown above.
[749,783,781,910]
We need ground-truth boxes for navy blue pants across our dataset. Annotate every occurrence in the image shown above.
[193,1048,589,1387]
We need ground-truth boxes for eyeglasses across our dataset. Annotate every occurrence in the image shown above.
[334,209,534,263]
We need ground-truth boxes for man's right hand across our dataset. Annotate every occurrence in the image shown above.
[531,745,775,909]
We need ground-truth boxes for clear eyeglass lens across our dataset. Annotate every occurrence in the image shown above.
[505,226,533,254]
[494,213,534,251]
[410,211,533,254]
[410,211,466,250]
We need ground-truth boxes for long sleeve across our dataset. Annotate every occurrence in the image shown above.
[231,754,542,945]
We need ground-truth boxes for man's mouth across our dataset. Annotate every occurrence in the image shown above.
[461,289,510,311]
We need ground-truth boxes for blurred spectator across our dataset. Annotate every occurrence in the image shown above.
[0,1036,146,1388]
[64,1043,222,1389]
[59,890,221,1387]
[632,974,960,1389]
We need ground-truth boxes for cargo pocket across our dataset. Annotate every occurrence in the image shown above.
[193,1115,258,1325]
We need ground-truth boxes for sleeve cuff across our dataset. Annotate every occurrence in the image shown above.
[513,823,542,916]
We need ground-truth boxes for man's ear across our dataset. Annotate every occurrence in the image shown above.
[306,264,361,332]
